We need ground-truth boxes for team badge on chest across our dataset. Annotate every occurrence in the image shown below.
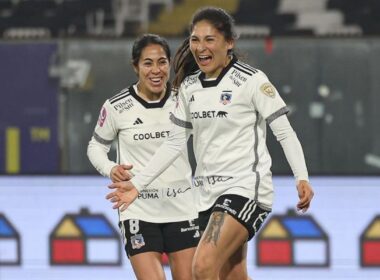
[220,91,232,105]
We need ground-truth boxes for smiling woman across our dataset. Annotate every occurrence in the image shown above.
[105,7,314,280]
[133,43,170,101]
[87,34,199,280]
[189,19,234,79]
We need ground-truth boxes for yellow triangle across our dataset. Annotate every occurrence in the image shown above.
[261,219,288,238]
[55,218,81,237]
[366,220,380,238]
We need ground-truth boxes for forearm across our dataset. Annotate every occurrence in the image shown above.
[131,123,189,191]
[270,115,309,182]
[87,138,117,178]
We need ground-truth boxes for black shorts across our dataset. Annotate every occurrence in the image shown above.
[199,194,270,241]
[119,219,200,257]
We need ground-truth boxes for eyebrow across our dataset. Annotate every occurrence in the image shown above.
[191,35,216,39]
[142,57,168,62]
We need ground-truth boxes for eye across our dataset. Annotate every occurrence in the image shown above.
[190,37,199,43]
[159,59,168,66]
[143,61,152,67]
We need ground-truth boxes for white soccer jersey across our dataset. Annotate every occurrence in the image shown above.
[170,57,292,212]
[88,84,197,223]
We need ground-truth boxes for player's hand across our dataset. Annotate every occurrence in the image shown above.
[296,180,314,213]
[110,164,133,183]
[106,181,139,211]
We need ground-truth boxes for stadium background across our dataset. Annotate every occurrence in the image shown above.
[0,0,379,279]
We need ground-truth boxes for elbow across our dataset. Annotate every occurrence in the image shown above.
[277,129,296,143]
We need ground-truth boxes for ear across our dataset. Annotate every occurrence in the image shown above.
[133,64,139,75]
[226,39,235,53]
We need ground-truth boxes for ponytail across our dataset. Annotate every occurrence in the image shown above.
[172,37,199,89]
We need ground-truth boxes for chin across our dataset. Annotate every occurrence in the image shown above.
[150,87,164,94]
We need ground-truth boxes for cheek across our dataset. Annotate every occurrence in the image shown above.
[161,66,170,76]
[189,44,197,54]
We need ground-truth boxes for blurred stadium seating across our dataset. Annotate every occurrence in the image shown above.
[0,0,379,39]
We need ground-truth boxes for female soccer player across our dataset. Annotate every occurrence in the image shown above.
[87,34,199,280]
[106,7,314,280]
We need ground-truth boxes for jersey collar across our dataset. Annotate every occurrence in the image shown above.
[198,55,237,88]
[129,82,171,109]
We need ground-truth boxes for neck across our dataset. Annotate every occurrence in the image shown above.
[205,56,232,79]
[136,83,166,101]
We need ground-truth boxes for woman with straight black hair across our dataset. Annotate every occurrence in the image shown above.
[88,34,199,280]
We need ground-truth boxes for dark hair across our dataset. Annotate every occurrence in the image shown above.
[173,7,237,88]
[132,34,171,66]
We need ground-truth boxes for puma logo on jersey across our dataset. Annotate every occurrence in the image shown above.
[133,118,143,125]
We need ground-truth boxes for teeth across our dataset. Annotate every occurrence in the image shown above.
[151,78,161,82]
[199,55,211,61]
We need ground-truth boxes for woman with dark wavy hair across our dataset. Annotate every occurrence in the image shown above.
[106,7,314,280]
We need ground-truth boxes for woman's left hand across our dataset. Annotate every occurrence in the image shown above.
[296,180,314,213]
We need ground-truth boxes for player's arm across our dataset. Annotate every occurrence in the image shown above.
[107,119,190,210]
[106,87,192,210]
[87,101,132,181]
[250,71,314,212]
[269,114,314,212]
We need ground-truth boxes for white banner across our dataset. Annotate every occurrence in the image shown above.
[0,176,379,279]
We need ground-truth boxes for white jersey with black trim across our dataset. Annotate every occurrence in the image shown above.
[171,57,290,212]
[88,84,197,223]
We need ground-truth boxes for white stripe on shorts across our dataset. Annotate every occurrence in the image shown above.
[238,199,254,221]
[244,203,257,223]
[120,221,127,245]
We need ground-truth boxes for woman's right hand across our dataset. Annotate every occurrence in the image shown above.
[106,181,139,211]
[110,164,133,182]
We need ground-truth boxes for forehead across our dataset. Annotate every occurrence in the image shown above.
[140,44,168,60]
[191,20,222,37]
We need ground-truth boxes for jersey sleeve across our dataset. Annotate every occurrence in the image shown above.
[269,114,309,183]
[170,85,193,129]
[251,71,289,124]
[131,86,192,192]
[131,114,190,192]
[87,100,118,177]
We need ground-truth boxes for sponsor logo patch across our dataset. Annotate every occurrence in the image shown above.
[98,106,107,127]
[260,83,276,98]
[113,98,134,113]
[191,111,228,119]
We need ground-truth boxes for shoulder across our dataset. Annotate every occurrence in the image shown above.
[108,87,131,105]
[104,87,135,114]
[231,60,260,77]
[182,70,202,89]
[232,61,270,85]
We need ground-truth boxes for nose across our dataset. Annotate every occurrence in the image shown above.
[151,63,160,73]
[197,41,206,52]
